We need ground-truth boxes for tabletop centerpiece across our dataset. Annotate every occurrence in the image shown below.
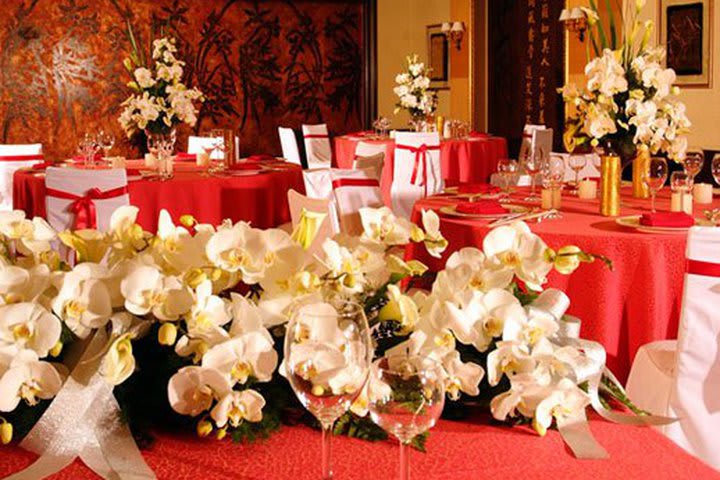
[559,0,691,198]
[393,54,438,132]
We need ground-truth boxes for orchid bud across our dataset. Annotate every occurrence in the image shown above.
[554,245,582,275]
[311,385,325,396]
[50,341,63,357]
[216,428,227,441]
[1,422,12,445]
[179,215,196,228]
[410,226,425,243]
[123,58,133,71]
[158,323,178,346]
[196,420,213,438]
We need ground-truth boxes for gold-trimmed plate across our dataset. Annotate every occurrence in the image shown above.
[439,203,528,220]
[615,215,700,234]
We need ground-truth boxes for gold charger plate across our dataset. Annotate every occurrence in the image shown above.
[615,215,703,234]
[439,204,528,220]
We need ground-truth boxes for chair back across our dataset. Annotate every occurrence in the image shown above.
[391,132,442,218]
[287,189,339,253]
[278,127,303,166]
[518,124,546,163]
[302,124,332,169]
[331,168,383,235]
[354,141,387,158]
[0,144,44,211]
[665,226,720,469]
[353,151,385,181]
[302,169,334,201]
[45,167,129,232]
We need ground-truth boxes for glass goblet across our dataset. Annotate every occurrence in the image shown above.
[683,150,704,183]
[368,355,446,480]
[98,130,115,163]
[284,301,372,480]
[496,158,518,202]
[568,154,587,189]
[712,154,720,186]
[643,157,669,213]
[523,148,542,203]
[210,129,227,174]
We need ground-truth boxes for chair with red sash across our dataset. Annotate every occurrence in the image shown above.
[45,167,129,232]
[353,141,386,181]
[331,168,383,235]
[0,143,44,211]
[626,226,720,470]
[391,132,442,218]
[302,124,332,170]
[278,127,303,167]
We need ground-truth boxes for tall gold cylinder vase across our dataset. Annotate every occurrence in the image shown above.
[632,149,650,198]
[600,154,621,217]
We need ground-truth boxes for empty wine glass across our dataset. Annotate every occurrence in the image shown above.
[496,158,518,202]
[284,301,372,480]
[79,133,100,168]
[98,130,115,163]
[683,150,704,183]
[210,129,227,173]
[643,157,669,213]
[367,355,446,480]
[568,154,587,189]
[670,171,692,195]
[713,154,720,186]
[523,147,543,203]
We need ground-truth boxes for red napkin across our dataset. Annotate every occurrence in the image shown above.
[457,184,500,194]
[639,212,694,227]
[72,154,102,163]
[455,200,506,215]
[175,152,197,161]
[126,169,142,176]
[469,132,489,138]
[229,161,262,170]
[246,154,276,162]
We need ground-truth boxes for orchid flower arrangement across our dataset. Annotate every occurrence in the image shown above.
[560,0,690,162]
[393,54,438,124]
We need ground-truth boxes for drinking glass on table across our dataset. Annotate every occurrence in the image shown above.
[683,150,704,183]
[642,157,669,213]
[568,154,587,190]
[210,129,227,173]
[712,154,720,186]
[199,130,215,175]
[284,301,372,480]
[496,158,518,202]
[79,133,100,168]
[98,130,115,163]
[368,355,446,480]
[670,171,692,194]
[540,155,565,218]
[522,147,543,203]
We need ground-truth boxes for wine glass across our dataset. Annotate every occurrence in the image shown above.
[683,150,704,183]
[79,133,99,168]
[210,129,227,173]
[199,130,216,175]
[643,157,669,213]
[670,171,692,194]
[98,130,115,163]
[284,301,372,480]
[497,159,518,202]
[523,147,543,203]
[712,154,720,186]
[367,355,446,480]
[540,155,565,218]
[567,154,587,190]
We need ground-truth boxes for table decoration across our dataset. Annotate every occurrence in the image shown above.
[559,0,691,198]
[694,183,713,204]
[600,153,621,216]
[578,179,597,199]
[0,201,671,478]
[393,54,437,131]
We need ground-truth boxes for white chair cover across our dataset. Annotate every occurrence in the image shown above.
[287,189,338,254]
[353,152,385,181]
[302,124,332,169]
[354,141,387,158]
[0,144,44,211]
[391,132,442,219]
[302,169,334,201]
[626,226,720,470]
[278,127,303,166]
[331,168,383,235]
[187,136,240,161]
[45,167,129,232]
[518,124,546,162]
[531,128,553,162]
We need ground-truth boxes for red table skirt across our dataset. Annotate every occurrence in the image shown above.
[407,187,720,382]
[1,415,715,479]
[12,163,305,231]
[334,134,507,206]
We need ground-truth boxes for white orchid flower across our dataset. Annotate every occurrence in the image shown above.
[359,207,418,246]
[211,389,265,427]
[153,210,207,273]
[378,284,419,334]
[100,333,136,386]
[202,331,278,385]
[0,348,63,412]
[52,263,113,339]
[440,350,484,400]
[486,341,534,386]
[58,229,111,264]
[186,280,231,335]
[503,307,559,346]
[175,326,230,363]
[531,378,591,436]
[529,338,583,385]
[120,265,193,321]
[228,293,272,341]
[490,373,545,422]
[167,366,232,416]
[420,209,448,258]
[0,303,61,357]
[206,221,265,280]
[0,264,50,305]
[445,247,514,292]
[108,206,147,262]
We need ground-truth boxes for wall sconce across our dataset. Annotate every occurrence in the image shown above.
[559,8,588,42]
[441,21,465,51]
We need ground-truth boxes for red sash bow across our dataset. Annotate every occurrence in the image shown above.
[0,154,44,162]
[686,259,720,278]
[395,143,440,195]
[46,186,128,230]
[332,178,380,189]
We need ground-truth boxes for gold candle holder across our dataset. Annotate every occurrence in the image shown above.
[436,115,445,135]
[632,149,650,198]
[600,154,620,217]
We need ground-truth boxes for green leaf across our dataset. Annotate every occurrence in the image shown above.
[605,0,618,49]
[589,0,609,50]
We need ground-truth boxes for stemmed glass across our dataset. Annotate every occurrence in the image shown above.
[523,147,543,203]
[98,130,115,164]
[713,154,720,186]
[496,159,518,202]
[210,129,227,174]
[79,133,100,168]
[541,155,565,218]
[367,355,446,480]
[567,154,587,190]
[642,157,669,213]
[200,130,216,176]
[284,301,372,480]
[683,150,704,184]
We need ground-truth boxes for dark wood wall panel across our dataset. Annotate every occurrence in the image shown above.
[0,0,369,159]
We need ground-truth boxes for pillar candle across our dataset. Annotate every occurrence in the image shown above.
[552,188,562,209]
[197,152,210,167]
[144,153,157,168]
[682,193,693,215]
[577,180,597,199]
[693,183,713,204]
[670,192,683,212]
[541,188,554,209]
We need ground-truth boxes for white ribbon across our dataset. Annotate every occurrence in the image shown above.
[7,329,156,480]
[530,289,676,459]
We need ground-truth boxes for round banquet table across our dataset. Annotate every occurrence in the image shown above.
[1,414,716,479]
[12,161,304,231]
[407,186,720,382]
[335,132,508,206]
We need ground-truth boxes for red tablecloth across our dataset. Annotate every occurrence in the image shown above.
[1,415,716,479]
[335,133,508,206]
[407,187,720,382]
[12,162,304,231]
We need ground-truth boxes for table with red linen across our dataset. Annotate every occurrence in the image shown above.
[334,133,508,205]
[2,413,717,479]
[407,187,720,382]
[12,161,304,231]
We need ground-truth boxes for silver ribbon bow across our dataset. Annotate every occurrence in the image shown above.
[7,329,156,480]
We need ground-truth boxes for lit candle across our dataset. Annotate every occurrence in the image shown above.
[682,193,693,215]
[541,188,554,209]
[111,157,126,169]
[197,152,210,167]
[552,188,562,209]
[144,153,157,168]
[577,179,597,199]
[693,183,713,204]
[670,192,683,212]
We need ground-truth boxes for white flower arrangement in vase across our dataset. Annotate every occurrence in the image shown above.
[393,54,438,131]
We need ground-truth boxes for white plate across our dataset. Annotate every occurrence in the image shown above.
[443,187,501,200]
[439,204,527,220]
[615,215,695,234]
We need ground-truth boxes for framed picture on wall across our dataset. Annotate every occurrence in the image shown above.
[659,0,712,87]
[426,24,449,89]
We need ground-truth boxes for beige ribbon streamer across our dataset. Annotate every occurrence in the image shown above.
[6,329,156,480]
[529,289,676,459]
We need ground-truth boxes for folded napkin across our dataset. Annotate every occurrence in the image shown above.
[246,154,276,162]
[126,169,142,176]
[639,212,695,227]
[229,161,262,171]
[176,152,197,161]
[72,154,102,162]
[457,184,500,194]
[455,200,506,215]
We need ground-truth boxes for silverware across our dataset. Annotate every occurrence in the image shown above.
[490,209,557,227]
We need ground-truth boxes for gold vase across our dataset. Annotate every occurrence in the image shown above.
[600,154,621,217]
[632,149,650,198]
